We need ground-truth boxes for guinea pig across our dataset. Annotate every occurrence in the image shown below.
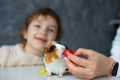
[43,41,66,77]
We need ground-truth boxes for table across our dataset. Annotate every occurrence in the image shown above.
[0,66,119,80]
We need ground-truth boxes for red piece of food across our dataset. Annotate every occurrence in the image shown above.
[63,49,76,57]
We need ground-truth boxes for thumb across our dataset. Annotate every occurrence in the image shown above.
[74,48,93,59]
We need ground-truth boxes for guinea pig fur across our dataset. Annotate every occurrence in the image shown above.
[43,41,66,77]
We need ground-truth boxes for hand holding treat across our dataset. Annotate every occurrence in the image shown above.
[64,48,117,79]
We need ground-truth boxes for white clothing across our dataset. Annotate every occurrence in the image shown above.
[0,43,43,68]
[110,27,120,77]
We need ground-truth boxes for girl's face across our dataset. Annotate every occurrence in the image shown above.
[24,15,58,56]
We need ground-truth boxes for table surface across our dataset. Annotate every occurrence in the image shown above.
[0,66,119,80]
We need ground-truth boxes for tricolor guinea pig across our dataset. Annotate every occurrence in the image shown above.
[43,41,66,77]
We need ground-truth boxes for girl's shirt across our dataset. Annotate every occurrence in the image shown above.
[0,43,43,68]
[110,26,120,77]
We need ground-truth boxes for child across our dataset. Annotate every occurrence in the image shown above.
[0,7,63,68]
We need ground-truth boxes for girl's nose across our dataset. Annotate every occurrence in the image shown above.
[39,28,47,35]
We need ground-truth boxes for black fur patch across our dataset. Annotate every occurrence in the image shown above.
[47,45,56,52]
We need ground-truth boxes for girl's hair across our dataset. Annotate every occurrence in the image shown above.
[21,7,63,46]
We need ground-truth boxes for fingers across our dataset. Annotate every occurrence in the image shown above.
[65,57,84,75]
[65,57,77,71]
[66,53,91,67]
[65,48,108,79]
[65,57,93,79]
[75,48,93,57]
[74,48,101,61]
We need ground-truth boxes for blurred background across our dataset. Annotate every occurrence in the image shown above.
[0,0,120,56]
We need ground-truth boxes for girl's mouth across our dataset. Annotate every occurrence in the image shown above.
[35,37,47,43]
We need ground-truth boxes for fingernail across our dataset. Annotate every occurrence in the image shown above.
[63,52,68,57]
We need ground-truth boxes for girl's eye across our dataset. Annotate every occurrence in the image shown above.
[48,28,55,32]
[35,25,41,28]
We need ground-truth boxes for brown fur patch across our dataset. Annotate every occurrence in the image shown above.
[45,48,59,64]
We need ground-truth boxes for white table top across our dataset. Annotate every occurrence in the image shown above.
[0,66,119,80]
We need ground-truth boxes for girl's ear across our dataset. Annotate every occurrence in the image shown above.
[23,30,27,40]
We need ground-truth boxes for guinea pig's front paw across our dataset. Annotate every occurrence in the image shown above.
[58,76,63,78]
[58,73,63,78]
[47,73,52,77]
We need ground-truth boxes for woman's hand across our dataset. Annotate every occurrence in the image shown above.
[65,48,115,79]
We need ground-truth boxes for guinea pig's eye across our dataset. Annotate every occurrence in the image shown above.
[50,45,55,50]
[56,41,61,44]
[48,45,56,52]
